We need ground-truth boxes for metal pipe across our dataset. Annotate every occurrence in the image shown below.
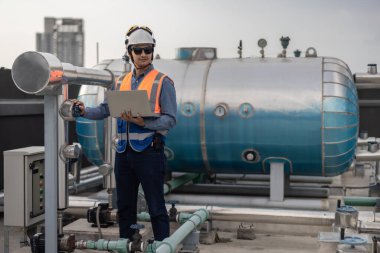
[359,100,380,107]
[357,137,380,147]
[104,116,113,208]
[11,52,113,95]
[155,209,209,253]
[58,91,68,210]
[70,143,83,184]
[355,72,380,85]
[214,174,333,184]
[44,95,58,253]
[137,212,193,223]
[172,172,333,184]
[344,196,380,206]
[68,175,104,194]
[356,149,380,161]
[172,184,329,198]
[163,173,200,194]
[165,194,329,211]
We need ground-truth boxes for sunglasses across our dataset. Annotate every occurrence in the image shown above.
[126,25,153,36]
[131,47,153,55]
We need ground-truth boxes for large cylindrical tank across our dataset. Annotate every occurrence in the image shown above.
[77,56,358,176]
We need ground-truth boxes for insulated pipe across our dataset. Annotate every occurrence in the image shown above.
[165,194,329,211]
[68,175,104,194]
[171,172,333,184]
[357,137,380,147]
[356,149,380,161]
[154,209,209,253]
[172,184,329,198]
[44,95,59,252]
[11,51,113,95]
[69,166,99,185]
[163,173,200,194]
[221,175,333,184]
[137,211,193,223]
[58,90,68,210]
[344,197,380,206]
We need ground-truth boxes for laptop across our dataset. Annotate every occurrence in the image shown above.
[106,90,160,118]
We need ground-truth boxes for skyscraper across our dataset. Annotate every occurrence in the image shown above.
[36,17,84,66]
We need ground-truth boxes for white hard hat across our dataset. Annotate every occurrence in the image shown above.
[125,26,155,48]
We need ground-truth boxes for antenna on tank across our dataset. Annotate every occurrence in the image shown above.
[96,42,99,64]
[237,40,243,59]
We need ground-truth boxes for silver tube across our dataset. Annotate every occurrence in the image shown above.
[62,63,113,87]
[11,52,113,95]
[172,184,329,198]
[359,100,380,107]
[357,137,380,147]
[356,149,380,161]
[44,95,58,253]
[355,72,380,85]
[111,117,117,189]
[209,173,333,184]
[58,211,63,235]
[68,175,104,194]
[58,90,68,210]
[104,117,112,184]
[165,194,329,211]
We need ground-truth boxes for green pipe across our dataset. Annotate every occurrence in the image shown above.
[163,173,201,194]
[137,212,193,223]
[137,212,151,222]
[138,173,200,200]
[153,208,209,253]
[78,238,129,253]
[344,197,379,206]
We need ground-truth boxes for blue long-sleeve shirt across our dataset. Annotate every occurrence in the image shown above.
[83,65,177,131]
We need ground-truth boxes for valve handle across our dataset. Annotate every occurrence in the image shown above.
[167,200,179,207]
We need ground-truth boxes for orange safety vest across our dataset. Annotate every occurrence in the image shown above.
[114,69,167,152]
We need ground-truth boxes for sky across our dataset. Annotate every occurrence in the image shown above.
[0,0,380,74]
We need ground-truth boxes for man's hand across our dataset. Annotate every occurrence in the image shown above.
[121,110,145,127]
[71,99,85,116]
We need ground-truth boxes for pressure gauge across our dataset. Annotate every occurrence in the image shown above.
[214,103,228,118]
[258,39,267,48]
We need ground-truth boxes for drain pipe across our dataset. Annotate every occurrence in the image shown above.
[151,209,209,253]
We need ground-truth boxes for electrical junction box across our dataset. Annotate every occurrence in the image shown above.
[4,146,45,227]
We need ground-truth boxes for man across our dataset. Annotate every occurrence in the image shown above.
[72,25,177,241]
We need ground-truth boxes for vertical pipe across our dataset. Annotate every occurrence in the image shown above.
[58,85,68,210]
[111,117,117,189]
[44,95,58,253]
[105,116,113,208]
[96,42,99,64]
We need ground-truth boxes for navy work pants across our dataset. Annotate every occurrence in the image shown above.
[114,145,169,241]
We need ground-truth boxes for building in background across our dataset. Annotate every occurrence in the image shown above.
[36,17,84,66]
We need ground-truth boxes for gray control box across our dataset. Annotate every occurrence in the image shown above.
[4,146,45,227]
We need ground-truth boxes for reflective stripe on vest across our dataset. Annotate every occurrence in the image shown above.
[115,69,166,153]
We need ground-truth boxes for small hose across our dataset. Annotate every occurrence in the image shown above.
[96,204,103,239]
